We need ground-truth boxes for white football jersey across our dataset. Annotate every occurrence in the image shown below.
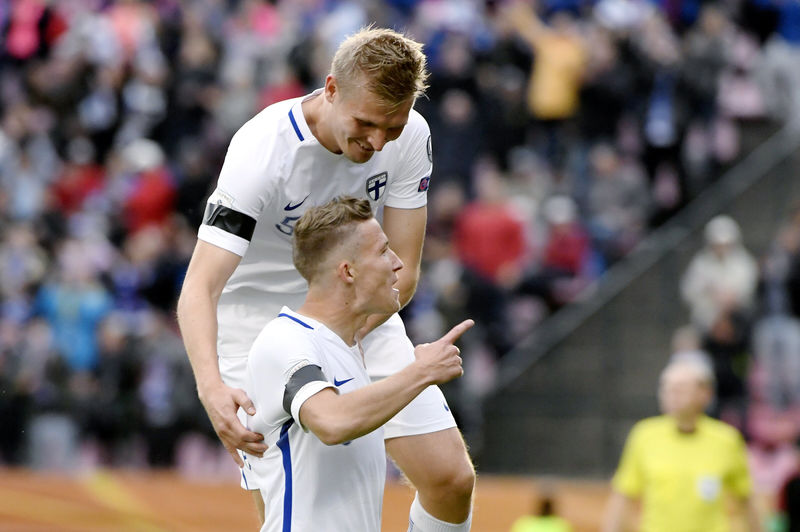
[244,308,385,532]
[198,90,432,359]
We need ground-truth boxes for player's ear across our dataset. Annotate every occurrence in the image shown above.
[324,75,337,103]
[337,260,356,284]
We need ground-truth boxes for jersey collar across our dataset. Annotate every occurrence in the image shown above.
[288,90,320,143]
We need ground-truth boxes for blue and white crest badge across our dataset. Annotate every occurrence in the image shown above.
[366,172,388,201]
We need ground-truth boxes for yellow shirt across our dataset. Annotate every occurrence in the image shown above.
[510,515,572,532]
[612,415,751,532]
[527,33,585,120]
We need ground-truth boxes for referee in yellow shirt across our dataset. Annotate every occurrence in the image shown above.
[602,359,762,532]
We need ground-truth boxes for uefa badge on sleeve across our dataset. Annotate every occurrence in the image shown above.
[418,176,430,192]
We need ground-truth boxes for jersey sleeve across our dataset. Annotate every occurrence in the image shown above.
[612,422,645,497]
[277,340,336,432]
[197,116,279,256]
[247,321,335,433]
[290,384,334,431]
[725,430,752,498]
[384,110,432,210]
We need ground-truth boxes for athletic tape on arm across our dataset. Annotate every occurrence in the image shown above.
[283,364,327,415]
[203,204,257,241]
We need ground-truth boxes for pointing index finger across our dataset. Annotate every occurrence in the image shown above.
[440,319,475,345]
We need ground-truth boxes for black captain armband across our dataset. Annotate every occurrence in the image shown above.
[203,203,257,241]
[283,364,327,415]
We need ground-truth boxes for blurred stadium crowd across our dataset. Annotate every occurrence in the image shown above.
[1,0,800,498]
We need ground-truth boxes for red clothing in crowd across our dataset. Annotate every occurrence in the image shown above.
[542,222,590,275]
[51,164,106,214]
[454,202,526,282]
[6,0,68,60]
[123,167,177,233]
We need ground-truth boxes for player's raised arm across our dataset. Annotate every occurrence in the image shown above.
[298,320,474,445]
[382,205,427,307]
[177,240,267,466]
[501,0,548,46]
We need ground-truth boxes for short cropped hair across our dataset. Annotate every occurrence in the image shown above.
[331,27,429,108]
[661,358,716,389]
[293,197,374,282]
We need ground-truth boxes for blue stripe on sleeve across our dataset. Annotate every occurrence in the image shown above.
[288,109,304,141]
[277,419,295,532]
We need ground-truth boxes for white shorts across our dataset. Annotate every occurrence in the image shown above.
[219,312,457,489]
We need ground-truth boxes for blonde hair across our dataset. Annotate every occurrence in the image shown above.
[331,27,429,108]
[293,197,374,282]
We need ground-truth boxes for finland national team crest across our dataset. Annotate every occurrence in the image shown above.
[366,172,388,201]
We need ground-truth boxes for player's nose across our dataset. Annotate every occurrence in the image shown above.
[369,130,388,151]
[390,249,403,271]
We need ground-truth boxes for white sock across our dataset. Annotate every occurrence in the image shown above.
[408,493,472,532]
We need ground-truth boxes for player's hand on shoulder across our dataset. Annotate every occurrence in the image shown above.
[199,381,268,466]
[413,319,474,385]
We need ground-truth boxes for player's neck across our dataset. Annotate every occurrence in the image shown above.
[297,297,366,347]
[672,413,701,433]
[302,93,341,155]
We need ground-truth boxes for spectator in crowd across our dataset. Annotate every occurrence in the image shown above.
[701,308,751,426]
[0,319,37,464]
[454,162,528,357]
[36,239,113,372]
[501,0,587,167]
[137,314,196,467]
[584,143,650,265]
[117,139,176,235]
[634,11,690,224]
[602,359,762,532]
[0,223,47,316]
[752,311,800,410]
[83,314,142,465]
[681,5,731,124]
[680,5,736,194]
[517,195,596,311]
[576,24,634,145]
[681,215,759,332]
[753,0,800,121]
[430,87,486,189]
[455,163,528,289]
